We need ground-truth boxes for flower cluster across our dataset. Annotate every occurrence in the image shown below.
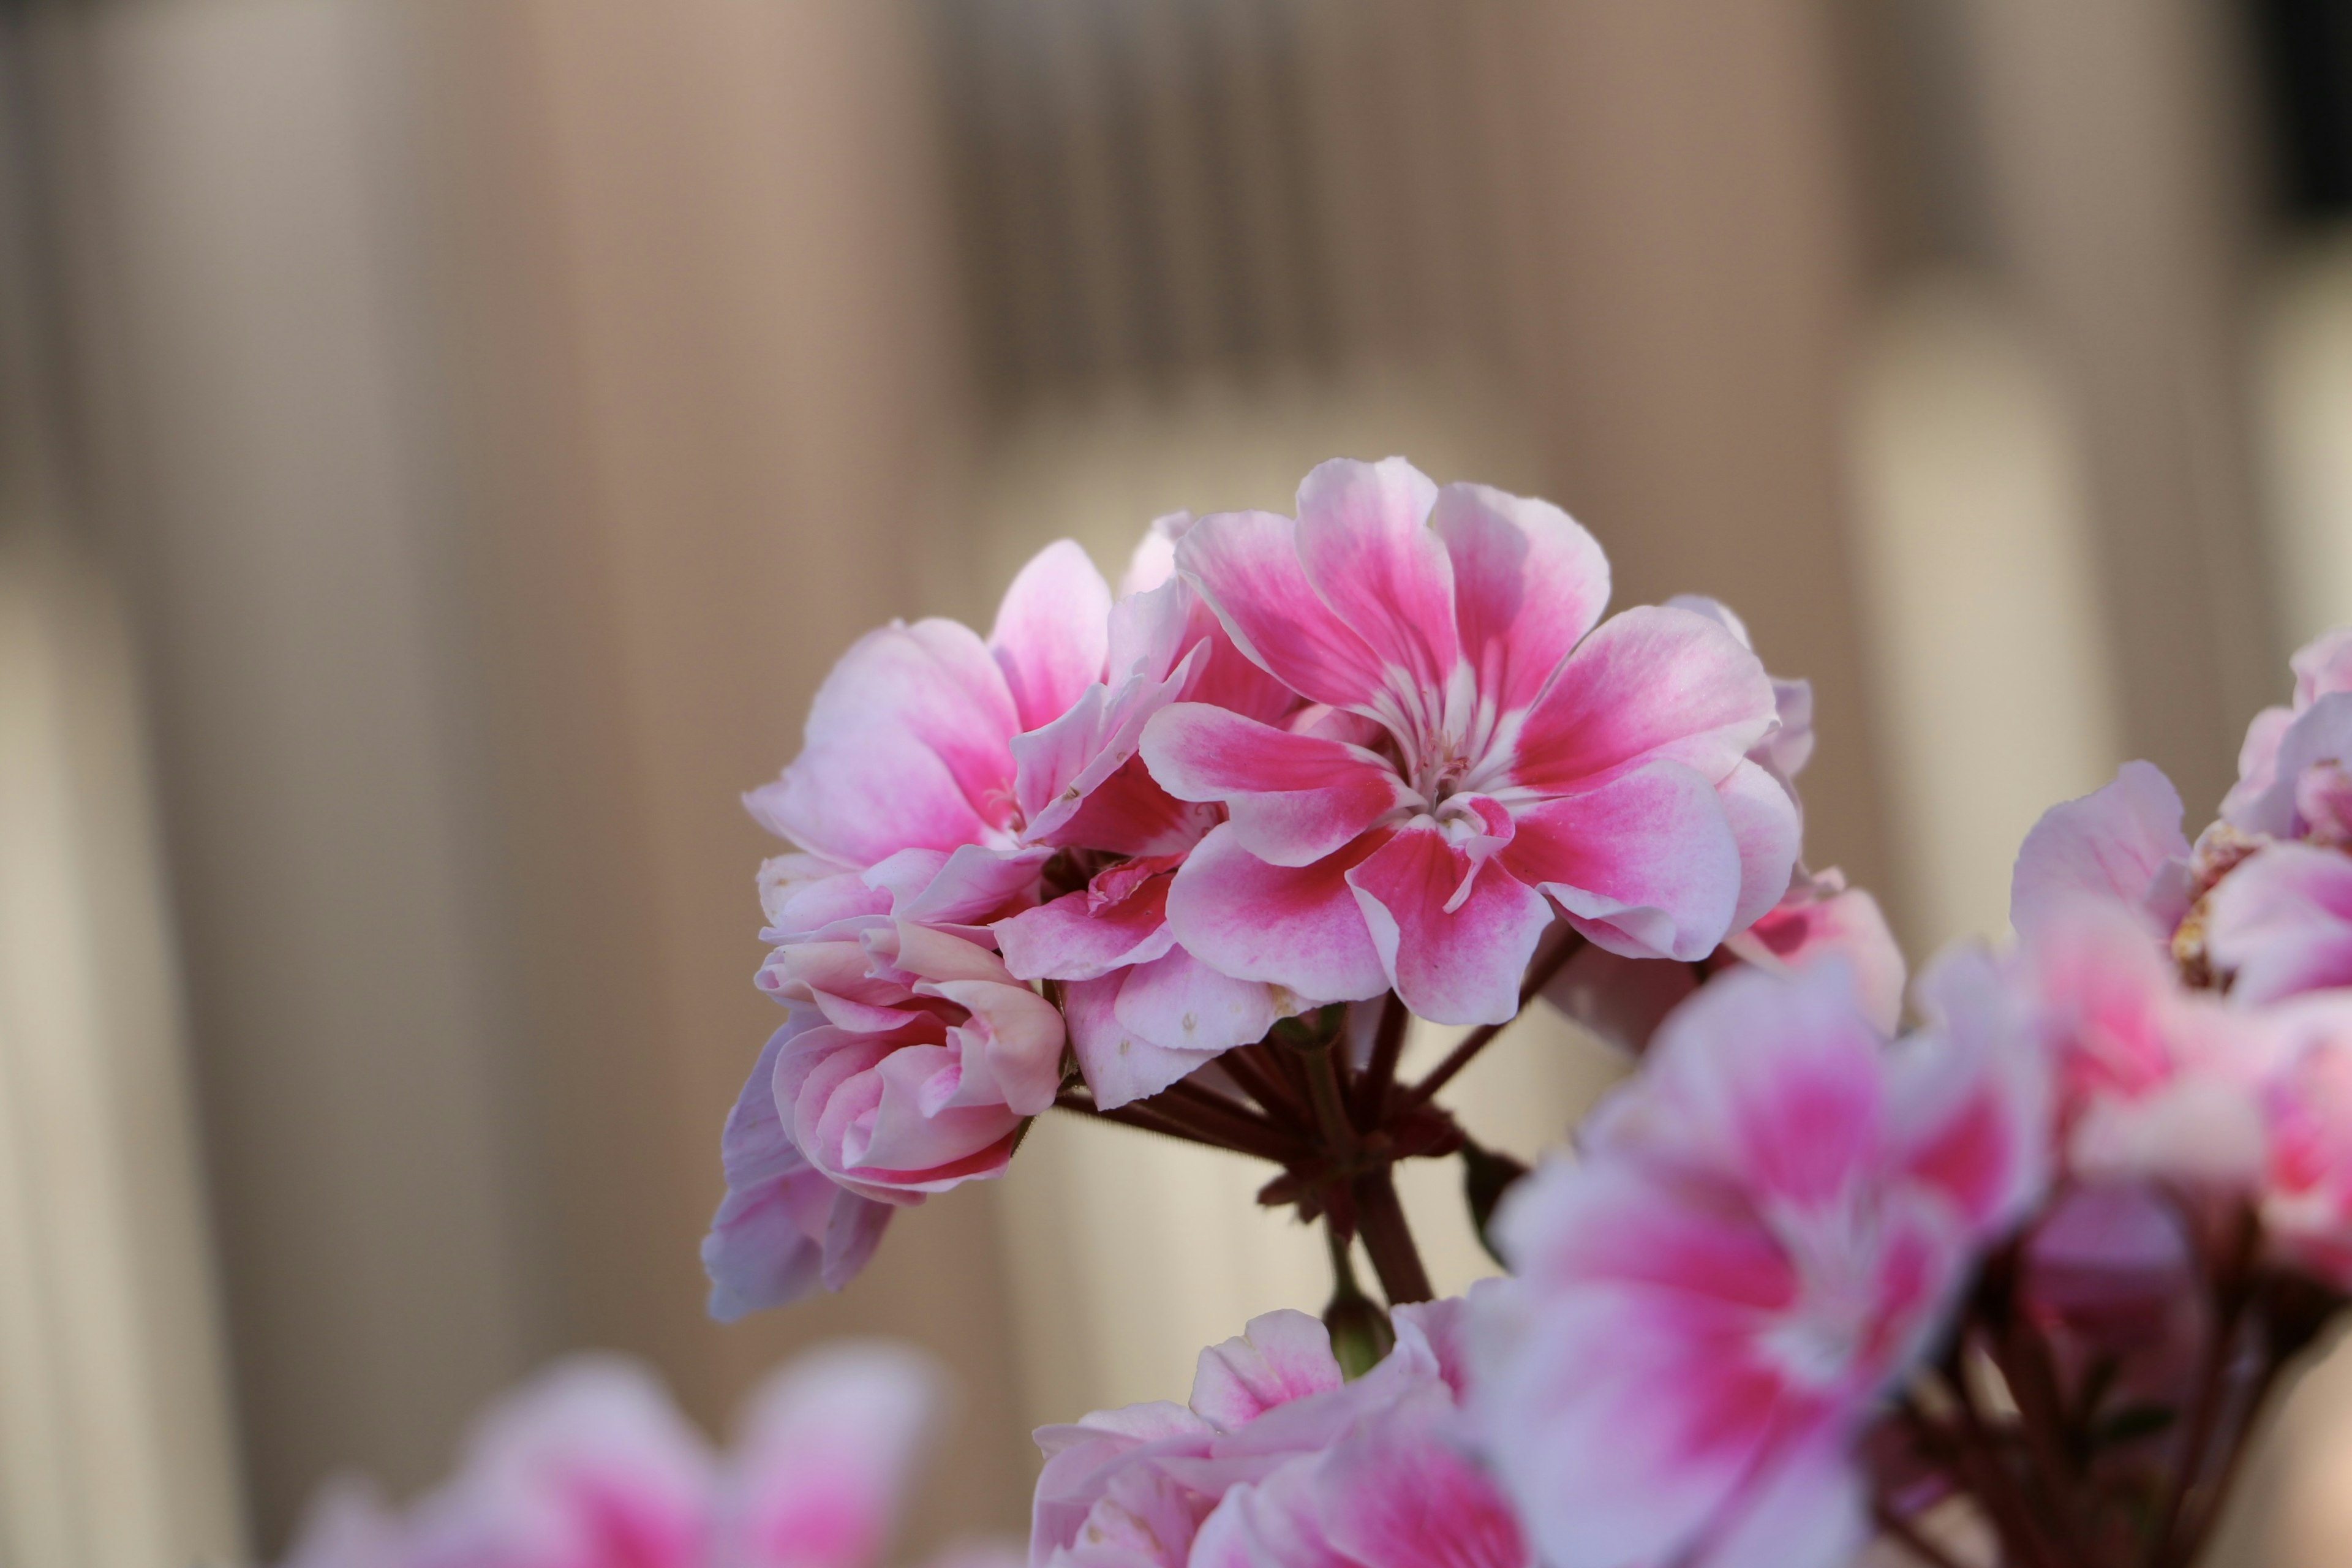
[705,458,2352,1568]
[277,1344,1011,1568]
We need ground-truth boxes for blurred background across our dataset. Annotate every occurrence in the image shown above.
[2,0,2351,1562]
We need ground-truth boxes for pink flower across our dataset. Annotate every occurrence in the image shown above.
[1030,1304,1485,1568]
[2008,761,2193,942]
[282,1347,952,1568]
[1139,458,1797,1025]
[2204,841,2352,1004]
[996,533,1306,1106]
[1470,958,2046,1568]
[759,922,1065,1202]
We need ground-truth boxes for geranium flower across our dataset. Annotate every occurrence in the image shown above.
[1139,458,1797,1025]
[1471,959,2046,1568]
[283,1346,957,1568]
[1030,1303,1488,1568]
[2008,761,2193,943]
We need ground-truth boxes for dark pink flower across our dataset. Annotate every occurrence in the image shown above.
[1139,459,1796,1025]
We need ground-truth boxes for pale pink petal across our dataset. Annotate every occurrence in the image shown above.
[997,885,1176,982]
[1190,1310,1345,1430]
[1186,1466,1348,1568]
[991,540,1112,731]
[1061,973,1218,1110]
[2010,761,2190,938]
[2229,692,2352,835]
[925,979,1067,1115]
[1722,873,1907,1035]
[1120,512,1191,597]
[1141,703,1410,866]
[1164,824,1391,1006]
[1175,508,1389,710]
[2205,841,2352,1004]
[2224,705,2294,821]
[1291,458,1458,699]
[1346,823,1553,1025]
[1114,947,1283,1058]
[2293,625,2352,706]
[1714,758,1802,933]
[888,844,1051,929]
[719,1344,940,1568]
[1028,1402,1212,1568]
[760,855,890,943]
[1897,946,2052,1236]
[1502,761,1743,962]
[1439,483,1610,716]
[1314,1422,1531,1568]
[1510,605,1776,794]
[753,622,1020,864]
[1680,1431,1866,1568]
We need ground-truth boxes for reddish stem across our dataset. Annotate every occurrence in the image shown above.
[1352,993,1412,1127]
[1403,930,1585,1107]
[1352,1163,1433,1305]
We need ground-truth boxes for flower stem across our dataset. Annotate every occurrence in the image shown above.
[1352,993,1412,1127]
[1403,929,1586,1107]
[1353,1163,1433,1305]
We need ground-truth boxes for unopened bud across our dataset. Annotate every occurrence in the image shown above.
[1323,1291,1395,1381]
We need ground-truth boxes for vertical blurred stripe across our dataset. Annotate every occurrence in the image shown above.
[0,545,244,1566]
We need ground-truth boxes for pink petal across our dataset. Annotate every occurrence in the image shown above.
[2230,692,2352,836]
[1291,458,1458,701]
[1501,760,1743,961]
[1163,825,1390,1003]
[996,884,1176,982]
[753,622,1019,864]
[885,844,1050,928]
[1346,823,1554,1025]
[2223,705,2293,822]
[990,540,1112,731]
[1061,973,1219,1110]
[2010,761,2191,938]
[1722,874,1907,1035]
[1510,605,1776,795]
[1715,759,1802,933]
[2206,841,2352,1004]
[1175,508,1389,710]
[1680,1430,1866,1568]
[925,979,1067,1115]
[1898,946,2052,1235]
[2293,625,2352,706]
[1315,1425,1532,1568]
[1190,1310,1345,1430]
[1141,703,1409,865]
[1434,481,1610,717]
[1115,946,1283,1057]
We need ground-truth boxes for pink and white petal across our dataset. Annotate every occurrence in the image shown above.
[721,1344,940,1568]
[1315,1422,1530,1568]
[1681,1429,1868,1568]
[1163,824,1391,1003]
[1502,761,1743,962]
[1113,946,1282,1058]
[2205,841,2352,1004]
[1897,946,2053,1235]
[990,540,1112,731]
[1175,508,1389,710]
[753,731,996,867]
[1120,511,1192,597]
[1434,481,1610,716]
[2010,761,2191,938]
[1106,574,1194,685]
[1540,940,1700,1055]
[1046,756,1219,859]
[892,843,1050,928]
[2225,704,2295,824]
[997,886,1176,982]
[850,1047,1024,1176]
[1291,457,1459,697]
[1061,974,1213,1110]
[1510,606,1776,794]
[1714,759,1801,933]
[1638,964,1888,1207]
[1346,824,1553,1026]
[1190,1310,1345,1430]
[1471,1279,1782,1568]
[1140,704,1409,865]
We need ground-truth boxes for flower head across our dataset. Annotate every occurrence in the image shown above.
[1471,959,2046,1568]
[1140,458,1798,1025]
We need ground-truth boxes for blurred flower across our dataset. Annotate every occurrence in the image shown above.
[2258,996,2352,1289]
[2008,761,2193,944]
[283,1346,970,1568]
[1471,959,2046,1568]
[1141,458,1796,1025]
[2222,627,2352,828]
[1031,1303,1500,1568]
